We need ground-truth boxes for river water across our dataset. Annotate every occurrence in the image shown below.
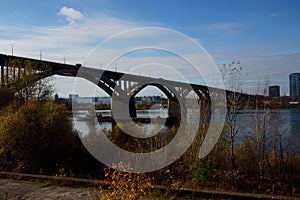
[71,109,300,150]
[72,109,169,137]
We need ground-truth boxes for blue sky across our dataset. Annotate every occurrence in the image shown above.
[0,0,300,96]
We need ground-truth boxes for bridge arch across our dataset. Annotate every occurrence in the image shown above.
[127,83,176,100]
[127,82,185,124]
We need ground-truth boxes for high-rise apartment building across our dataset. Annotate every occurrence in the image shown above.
[290,73,300,98]
[269,85,280,97]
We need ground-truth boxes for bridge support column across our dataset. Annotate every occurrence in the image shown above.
[1,65,4,86]
[6,62,8,86]
[167,98,181,126]
[129,96,137,118]
[111,95,137,120]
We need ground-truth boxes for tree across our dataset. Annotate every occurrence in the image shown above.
[221,61,244,173]
[0,88,15,108]
[0,101,72,172]
[0,58,104,176]
[12,60,53,104]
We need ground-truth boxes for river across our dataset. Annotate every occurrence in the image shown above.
[71,108,300,150]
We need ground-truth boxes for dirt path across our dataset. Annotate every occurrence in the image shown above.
[0,179,99,200]
[0,178,298,200]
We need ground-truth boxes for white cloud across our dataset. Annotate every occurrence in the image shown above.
[57,7,85,24]
[0,14,141,63]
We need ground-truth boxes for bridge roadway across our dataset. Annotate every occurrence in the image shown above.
[0,54,256,124]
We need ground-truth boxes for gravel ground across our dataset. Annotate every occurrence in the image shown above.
[1,178,296,200]
[0,179,100,200]
[0,179,220,200]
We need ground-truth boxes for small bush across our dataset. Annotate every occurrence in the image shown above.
[99,162,157,200]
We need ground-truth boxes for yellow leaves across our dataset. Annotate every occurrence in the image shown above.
[0,99,76,173]
[55,168,67,178]
[98,162,157,200]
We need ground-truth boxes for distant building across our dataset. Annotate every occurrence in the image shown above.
[96,96,111,105]
[135,96,162,104]
[290,73,300,98]
[69,94,79,99]
[269,85,280,97]
[68,94,111,105]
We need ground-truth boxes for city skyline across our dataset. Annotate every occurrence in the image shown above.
[0,1,300,96]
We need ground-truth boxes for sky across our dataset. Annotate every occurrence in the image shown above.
[0,0,300,97]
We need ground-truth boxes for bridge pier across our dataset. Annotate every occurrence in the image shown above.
[1,65,4,86]
[5,62,8,86]
[167,98,181,126]
[111,95,137,121]
[129,96,137,118]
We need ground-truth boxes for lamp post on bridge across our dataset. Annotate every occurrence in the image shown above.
[9,43,16,56]
[38,49,44,60]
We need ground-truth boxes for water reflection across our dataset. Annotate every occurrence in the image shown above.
[72,109,300,149]
[72,109,169,138]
